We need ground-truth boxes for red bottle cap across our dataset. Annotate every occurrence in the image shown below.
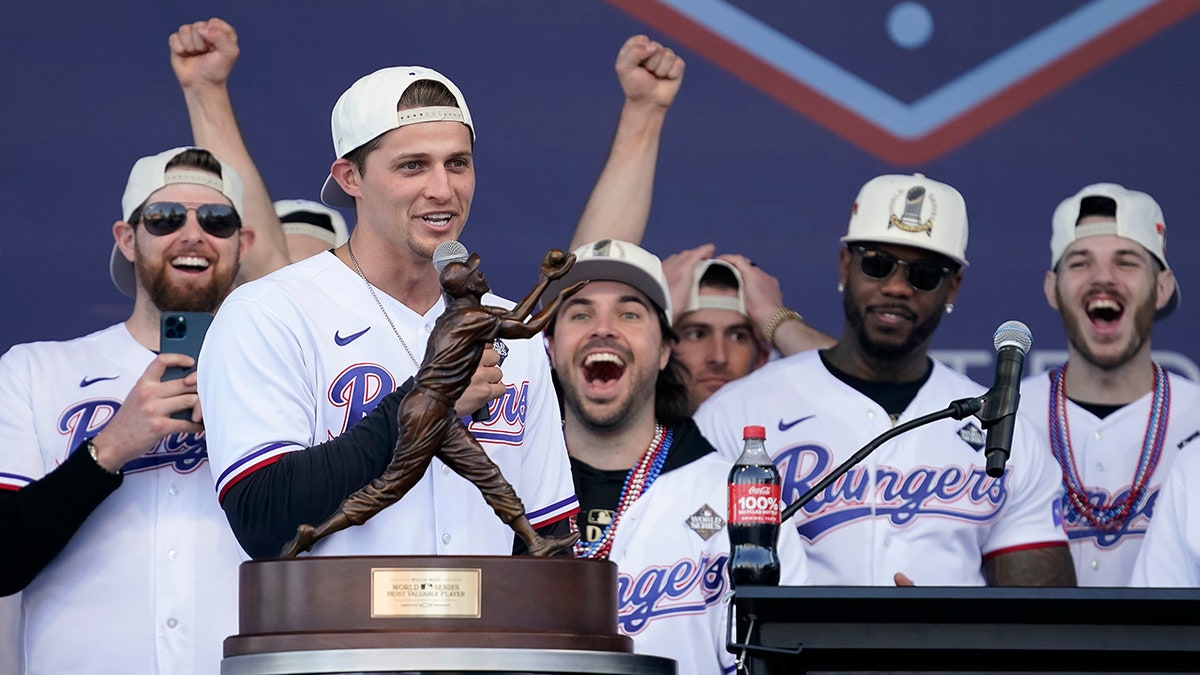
[742,425,766,440]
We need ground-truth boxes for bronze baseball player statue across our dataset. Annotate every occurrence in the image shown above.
[281,248,586,558]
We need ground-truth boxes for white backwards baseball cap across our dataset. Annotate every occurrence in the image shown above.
[684,259,748,316]
[841,173,969,268]
[111,146,245,297]
[547,239,673,325]
[1051,182,1179,319]
[274,199,350,247]
[321,66,475,208]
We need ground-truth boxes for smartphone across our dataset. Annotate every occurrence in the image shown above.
[160,311,214,421]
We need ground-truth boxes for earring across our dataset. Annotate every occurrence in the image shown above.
[944,303,954,315]
[837,281,845,293]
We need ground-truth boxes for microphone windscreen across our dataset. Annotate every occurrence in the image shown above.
[993,320,1033,354]
[433,240,469,275]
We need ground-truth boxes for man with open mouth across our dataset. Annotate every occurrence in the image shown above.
[198,63,578,561]
[695,173,1076,588]
[544,238,808,673]
[0,146,254,673]
[1021,183,1198,587]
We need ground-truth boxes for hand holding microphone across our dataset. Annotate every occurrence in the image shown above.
[980,321,1033,478]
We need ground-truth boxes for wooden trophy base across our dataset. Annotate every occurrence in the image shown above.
[223,556,675,674]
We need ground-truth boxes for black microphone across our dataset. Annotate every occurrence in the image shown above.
[979,320,1033,478]
[432,241,492,423]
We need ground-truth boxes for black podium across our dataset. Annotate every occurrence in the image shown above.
[731,586,1200,673]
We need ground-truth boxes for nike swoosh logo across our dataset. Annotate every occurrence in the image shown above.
[80,375,120,388]
[334,327,371,346]
[778,415,815,432]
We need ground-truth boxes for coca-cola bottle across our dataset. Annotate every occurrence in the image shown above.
[727,425,782,587]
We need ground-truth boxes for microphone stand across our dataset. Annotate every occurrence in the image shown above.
[780,396,983,523]
[729,395,987,673]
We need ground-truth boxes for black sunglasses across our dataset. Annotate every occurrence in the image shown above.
[852,246,953,292]
[137,201,242,239]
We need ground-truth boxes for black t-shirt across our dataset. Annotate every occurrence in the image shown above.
[820,351,933,420]
[1068,398,1124,420]
[570,418,718,543]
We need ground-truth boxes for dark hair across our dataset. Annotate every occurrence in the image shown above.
[126,148,223,226]
[344,79,464,174]
[654,353,691,427]
[698,263,740,293]
[1078,195,1117,222]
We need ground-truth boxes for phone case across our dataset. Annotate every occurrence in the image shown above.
[160,312,214,420]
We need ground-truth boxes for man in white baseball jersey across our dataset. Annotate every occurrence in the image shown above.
[199,65,578,559]
[0,147,254,673]
[544,239,808,673]
[1021,183,1199,586]
[695,173,1076,586]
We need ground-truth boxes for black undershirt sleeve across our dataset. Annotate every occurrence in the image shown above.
[221,378,413,559]
[0,444,123,596]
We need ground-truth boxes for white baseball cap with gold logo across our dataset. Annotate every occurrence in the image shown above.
[841,173,969,267]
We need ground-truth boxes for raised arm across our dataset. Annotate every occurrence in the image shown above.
[571,35,685,250]
[170,18,290,283]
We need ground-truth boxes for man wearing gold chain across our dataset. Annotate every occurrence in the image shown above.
[198,65,579,559]
[1020,183,1199,586]
[544,239,808,673]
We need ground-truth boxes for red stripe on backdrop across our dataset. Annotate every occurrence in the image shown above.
[606,0,1200,164]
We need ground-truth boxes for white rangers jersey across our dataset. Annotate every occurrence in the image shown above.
[605,449,808,674]
[695,351,1068,586]
[1023,369,1200,586]
[0,323,241,674]
[1130,446,1200,587]
[199,252,578,557]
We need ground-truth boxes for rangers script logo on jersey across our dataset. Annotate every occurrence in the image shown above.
[777,443,1009,542]
[617,553,728,635]
[59,397,207,474]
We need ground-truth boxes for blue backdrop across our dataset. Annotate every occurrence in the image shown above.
[2,0,1198,385]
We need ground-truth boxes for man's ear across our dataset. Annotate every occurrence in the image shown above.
[238,225,256,258]
[113,220,136,263]
[756,342,770,369]
[330,158,363,203]
[837,247,851,289]
[545,335,558,369]
[1044,269,1060,311]
[1155,267,1177,313]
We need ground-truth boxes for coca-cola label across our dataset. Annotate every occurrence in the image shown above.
[729,483,782,525]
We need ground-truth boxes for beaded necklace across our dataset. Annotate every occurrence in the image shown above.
[574,424,673,560]
[1048,362,1169,529]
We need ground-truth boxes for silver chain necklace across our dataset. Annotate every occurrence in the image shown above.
[345,240,420,368]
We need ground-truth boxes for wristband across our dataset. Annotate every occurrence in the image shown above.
[761,307,804,346]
